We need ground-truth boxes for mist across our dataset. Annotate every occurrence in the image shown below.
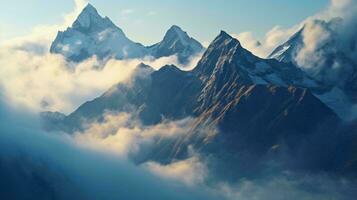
[0,97,220,200]
[1,0,357,199]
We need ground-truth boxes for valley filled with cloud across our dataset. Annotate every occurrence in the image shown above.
[1,0,357,199]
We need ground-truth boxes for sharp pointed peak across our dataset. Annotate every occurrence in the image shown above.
[217,30,233,40]
[81,3,98,14]
[161,25,193,45]
[84,3,95,9]
[209,30,240,47]
[165,25,187,36]
[169,25,183,31]
[72,2,117,30]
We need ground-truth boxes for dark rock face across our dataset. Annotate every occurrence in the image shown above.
[138,65,202,125]
[170,85,337,157]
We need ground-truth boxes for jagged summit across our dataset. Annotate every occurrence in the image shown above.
[81,3,98,16]
[72,3,117,32]
[169,25,182,30]
[205,30,242,51]
[164,25,193,45]
[193,30,317,90]
[193,30,245,78]
[167,25,184,34]
[50,6,203,64]
[83,3,96,11]
[50,4,147,62]
[218,30,234,39]
[148,25,204,63]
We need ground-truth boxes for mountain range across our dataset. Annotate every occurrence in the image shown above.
[50,4,204,64]
[41,3,357,183]
[44,12,357,179]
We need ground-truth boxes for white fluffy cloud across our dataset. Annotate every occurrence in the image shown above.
[0,42,198,113]
[293,0,357,87]
[0,97,216,200]
[144,157,207,186]
[232,0,357,59]
[72,111,208,186]
[232,25,299,58]
[0,47,139,113]
[74,112,195,157]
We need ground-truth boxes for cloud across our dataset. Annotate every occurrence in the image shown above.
[63,0,89,28]
[216,173,356,200]
[293,0,357,86]
[0,47,139,113]
[74,112,194,157]
[232,0,357,59]
[147,11,157,16]
[144,157,208,186]
[0,0,88,51]
[0,98,218,200]
[232,25,300,58]
[231,0,357,91]
[1,89,356,200]
[143,53,203,71]
[2,1,357,199]
[0,0,202,114]
[0,40,202,114]
[121,9,134,16]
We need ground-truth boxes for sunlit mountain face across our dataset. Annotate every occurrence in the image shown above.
[1,1,357,200]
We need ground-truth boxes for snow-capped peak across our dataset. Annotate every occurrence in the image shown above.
[73,4,101,28]
[50,4,147,62]
[148,25,204,63]
[217,30,234,40]
[82,3,98,15]
[165,25,191,45]
[50,6,203,64]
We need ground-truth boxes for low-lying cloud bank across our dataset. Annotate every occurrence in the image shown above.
[0,98,219,200]
[0,44,199,114]
[73,112,194,158]
[67,110,357,200]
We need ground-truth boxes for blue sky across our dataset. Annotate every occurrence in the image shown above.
[0,0,329,45]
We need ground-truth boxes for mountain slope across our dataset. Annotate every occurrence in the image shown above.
[50,4,204,63]
[44,31,341,179]
[193,31,319,113]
